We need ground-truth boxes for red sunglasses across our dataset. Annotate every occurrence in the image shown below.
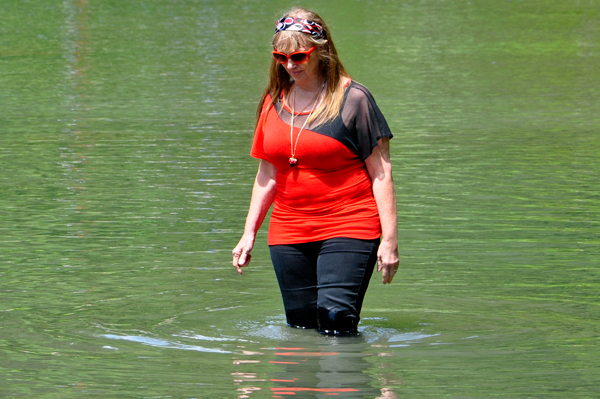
[272,46,316,65]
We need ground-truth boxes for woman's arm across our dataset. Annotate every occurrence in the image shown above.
[365,138,399,284]
[232,159,277,275]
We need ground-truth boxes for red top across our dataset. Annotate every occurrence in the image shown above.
[250,81,392,245]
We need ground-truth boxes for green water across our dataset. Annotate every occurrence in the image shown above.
[1,0,599,397]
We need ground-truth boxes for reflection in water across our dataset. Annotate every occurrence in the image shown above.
[96,323,408,397]
[233,331,400,398]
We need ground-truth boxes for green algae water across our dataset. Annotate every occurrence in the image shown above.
[1,0,599,397]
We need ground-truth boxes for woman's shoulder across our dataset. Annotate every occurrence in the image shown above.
[346,80,375,99]
[258,92,278,111]
[262,92,274,104]
[343,80,379,110]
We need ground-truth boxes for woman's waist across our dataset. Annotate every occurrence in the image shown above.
[272,188,377,216]
[276,168,371,201]
[275,185,373,210]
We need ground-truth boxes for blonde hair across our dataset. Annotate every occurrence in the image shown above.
[256,7,350,127]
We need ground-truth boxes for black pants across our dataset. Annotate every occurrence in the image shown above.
[269,237,379,335]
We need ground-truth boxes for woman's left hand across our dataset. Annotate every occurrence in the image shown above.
[365,138,399,285]
[377,238,399,284]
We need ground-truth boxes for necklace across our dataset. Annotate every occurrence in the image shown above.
[288,82,325,167]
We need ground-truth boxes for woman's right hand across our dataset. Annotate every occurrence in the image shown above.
[232,233,256,275]
[232,159,277,276]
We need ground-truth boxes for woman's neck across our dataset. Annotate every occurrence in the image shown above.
[293,78,323,95]
[290,79,325,112]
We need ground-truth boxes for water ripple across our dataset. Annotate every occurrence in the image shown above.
[102,334,232,354]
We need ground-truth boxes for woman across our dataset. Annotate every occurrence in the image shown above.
[232,7,399,335]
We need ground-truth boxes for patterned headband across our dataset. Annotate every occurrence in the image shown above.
[275,17,326,40]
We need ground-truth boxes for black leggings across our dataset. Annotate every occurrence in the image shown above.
[269,237,379,335]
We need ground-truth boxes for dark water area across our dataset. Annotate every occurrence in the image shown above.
[1,0,599,397]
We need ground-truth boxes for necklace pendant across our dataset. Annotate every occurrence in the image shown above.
[289,157,298,167]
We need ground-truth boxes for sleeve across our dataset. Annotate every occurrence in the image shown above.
[249,95,273,160]
[345,84,393,161]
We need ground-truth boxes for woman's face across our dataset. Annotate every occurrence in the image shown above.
[276,44,321,86]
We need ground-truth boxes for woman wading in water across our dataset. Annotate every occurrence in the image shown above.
[232,7,399,335]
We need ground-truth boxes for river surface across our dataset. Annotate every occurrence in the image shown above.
[1,0,599,398]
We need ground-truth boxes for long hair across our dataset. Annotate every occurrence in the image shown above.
[255,7,349,127]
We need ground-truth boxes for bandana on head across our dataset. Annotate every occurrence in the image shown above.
[275,17,326,39]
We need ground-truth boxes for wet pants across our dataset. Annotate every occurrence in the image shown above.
[269,237,379,335]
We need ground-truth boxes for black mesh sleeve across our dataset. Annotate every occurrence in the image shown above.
[342,82,393,160]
